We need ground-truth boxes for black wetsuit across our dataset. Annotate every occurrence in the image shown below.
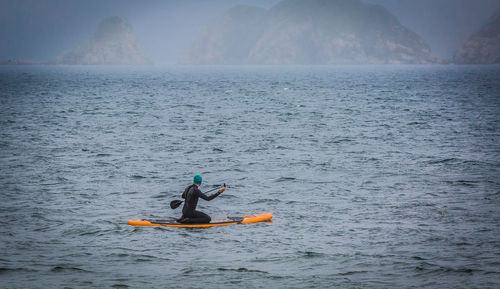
[180,184,221,223]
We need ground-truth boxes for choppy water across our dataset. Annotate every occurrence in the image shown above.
[0,65,499,288]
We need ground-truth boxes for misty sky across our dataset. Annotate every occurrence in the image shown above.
[1,0,500,64]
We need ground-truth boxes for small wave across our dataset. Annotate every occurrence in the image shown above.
[79,229,102,236]
[250,198,280,204]
[0,267,38,274]
[337,270,369,276]
[300,251,327,258]
[130,175,146,179]
[135,254,167,261]
[415,262,478,274]
[274,177,296,182]
[112,284,130,288]
[230,167,247,173]
[217,267,268,274]
[275,145,289,150]
[106,253,130,258]
[415,261,438,271]
[444,179,478,187]
[426,158,459,164]
[134,258,154,262]
[173,104,197,109]
[152,193,167,199]
[407,121,427,125]
[455,180,478,187]
[96,153,112,157]
[327,138,352,144]
[443,267,477,274]
[51,266,92,273]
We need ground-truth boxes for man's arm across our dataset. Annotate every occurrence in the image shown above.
[198,186,225,201]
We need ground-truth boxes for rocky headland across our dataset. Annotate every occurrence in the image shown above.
[454,10,500,64]
[54,17,149,65]
[180,0,440,65]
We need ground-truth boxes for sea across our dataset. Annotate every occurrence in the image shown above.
[0,65,499,288]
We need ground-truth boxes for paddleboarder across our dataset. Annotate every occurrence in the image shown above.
[177,174,225,223]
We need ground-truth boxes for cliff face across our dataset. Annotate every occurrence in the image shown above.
[180,6,269,65]
[180,0,439,65]
[55,17,149,65]
[454,11,500,64]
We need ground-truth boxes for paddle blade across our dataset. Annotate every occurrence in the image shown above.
[170,200,183,209]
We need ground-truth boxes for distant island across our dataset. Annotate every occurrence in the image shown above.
[53,17,149,65]
[454,10,500,64]
[180,0,440,65]
[0,59,38,65]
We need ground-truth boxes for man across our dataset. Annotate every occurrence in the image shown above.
[178,174,225,223]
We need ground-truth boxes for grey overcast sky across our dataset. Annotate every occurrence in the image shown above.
[1,0,500,64]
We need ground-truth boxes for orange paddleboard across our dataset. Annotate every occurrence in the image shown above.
[128,212,272,228]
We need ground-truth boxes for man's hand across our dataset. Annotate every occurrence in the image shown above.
[218,185,226,193]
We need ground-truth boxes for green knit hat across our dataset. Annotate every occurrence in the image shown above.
[193,174,202,185]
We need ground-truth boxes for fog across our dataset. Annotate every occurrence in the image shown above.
[0,0,279,64]
[365,0,500,59]
[1,0,499,64]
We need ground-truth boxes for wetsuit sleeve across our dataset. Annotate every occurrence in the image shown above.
[197,187,221,201]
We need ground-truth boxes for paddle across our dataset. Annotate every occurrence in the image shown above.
[170,185,224,209]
